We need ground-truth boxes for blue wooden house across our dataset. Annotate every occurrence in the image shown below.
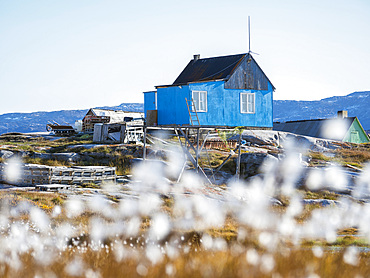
[144,53,275,127]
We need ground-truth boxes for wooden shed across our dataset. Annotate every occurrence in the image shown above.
[82,109,143,132]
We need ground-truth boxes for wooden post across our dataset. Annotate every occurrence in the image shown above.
[120,124,126,143]
[185,128,188,150]
[175,128,212,185]
[196,127,200,173]
[236,131,242,179]
[175,128,186,183]
[199,130,210,153]
[143,121,147,161]
[212,145,239,177]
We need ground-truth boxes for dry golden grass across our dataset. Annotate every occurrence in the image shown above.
[335,148,370,167]
[0,248,369,278]
[303,190,340,200]
[309,151,332,162]
[309,146,370,168]
[0,191,65,212]
[0,191,369,277]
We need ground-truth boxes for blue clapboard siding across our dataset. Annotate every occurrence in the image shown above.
[156,81,273,127]
[143,91,156,118]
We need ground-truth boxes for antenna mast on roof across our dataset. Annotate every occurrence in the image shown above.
[248,16,251,53]
[248,16,259,55]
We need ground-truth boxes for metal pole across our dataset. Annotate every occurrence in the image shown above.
[248,16,251,53]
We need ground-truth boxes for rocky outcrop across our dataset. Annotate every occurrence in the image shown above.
[239,152,278,178]
[229,130,350,152]
[31,152,83,162]
[0,150,14,159]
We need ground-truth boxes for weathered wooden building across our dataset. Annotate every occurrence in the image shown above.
[144,53,275,127]
[82,108,144,132]
[46,124,76,136]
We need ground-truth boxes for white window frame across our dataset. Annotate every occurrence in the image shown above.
[192,91,207,112]
[240,92,255,114]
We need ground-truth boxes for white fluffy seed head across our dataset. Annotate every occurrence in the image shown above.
[65,257,85,276]
[312,246,323,258]
[149,213,171,241]
[146,245,163,265]
[65,197,84,218]
[30,207,50,233]
[343,246,359,266]
[246,249,259,265]
[306,168,323,191]
[4,157,22,183]
[321,118,348,141]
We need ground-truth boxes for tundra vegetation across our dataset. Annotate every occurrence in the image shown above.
[0,132,369,277]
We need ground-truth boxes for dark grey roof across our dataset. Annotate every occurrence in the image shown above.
[172,53,247,85]
[273,117,356,140]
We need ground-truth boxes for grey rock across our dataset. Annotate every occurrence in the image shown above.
[51,153,81,162]
[302,199,340,207]
[32,153,52,160]
[32,152,82,162]
[86,152,114,159]
[239,152,278,178]
[0,150,14,159]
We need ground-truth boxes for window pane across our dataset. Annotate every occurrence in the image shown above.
[200,92,206,111]
[192,91,206,111]
[192,92,199,111]
[241,94,247,113]
[241,93,255,113]
[248,94,255,113]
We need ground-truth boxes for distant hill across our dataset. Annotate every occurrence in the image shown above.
[0,103,144,135]
[273,91,370,129]
[96,103,145,112]
[1,92,370,135]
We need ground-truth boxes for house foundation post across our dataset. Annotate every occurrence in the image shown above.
[196,127,200,173]
[235,131,242,179]
[143,121,147,161]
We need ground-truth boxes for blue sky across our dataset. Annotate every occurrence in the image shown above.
[1,0,370,114]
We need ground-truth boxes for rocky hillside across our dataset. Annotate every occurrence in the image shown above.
[273,91,370,129]
[0,103,143,134]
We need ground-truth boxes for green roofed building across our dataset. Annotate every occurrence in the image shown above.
[273,111,370,144]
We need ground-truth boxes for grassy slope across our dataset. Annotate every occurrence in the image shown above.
[1,135,370,276]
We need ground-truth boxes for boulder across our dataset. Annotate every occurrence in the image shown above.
[0,150,14,159]
[239,152,278,178]
[32,152,82,162]
[241,131,280,146]
[302,199,340,207]
[48,153,81,162]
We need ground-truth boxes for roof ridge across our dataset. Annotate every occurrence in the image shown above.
[274,117,356,124]
[195,53,247,61]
